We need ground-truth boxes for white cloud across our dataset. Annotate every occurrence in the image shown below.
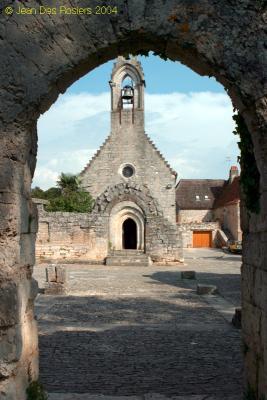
[33,167,59,189]
[33,91,239,189]
[33,148,96,189]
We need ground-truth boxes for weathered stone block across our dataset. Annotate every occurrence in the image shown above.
[44,282,67,295]
[0,282,19,327]
[197,284,218,295]
[29,278,39,301]
[20,233,35,266]
[55,265,67,284]
[46,265,57,282]
[232,307,242,329]
[0,325,22,366]
[44,265,68,294]
[181,270,196,279]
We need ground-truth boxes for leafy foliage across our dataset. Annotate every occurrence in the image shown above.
[44,187,61,199]
[31,187,46,199]
[233,113,260,214]
[31,173,94,213]
[57,172,80,194]
[45,190,94,213]
[26,381,48,400]
[31,186,61,200]
[244,385,257,400]
[244,384,266,400]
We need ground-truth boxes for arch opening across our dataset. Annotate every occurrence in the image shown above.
[109,201,145,251]
[32,53,245,398]
[122,218,137,249]
[2,8,265,397]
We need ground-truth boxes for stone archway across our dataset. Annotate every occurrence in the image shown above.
[0,2,266,398]
[122,218,137,249]
[109,201,145,251]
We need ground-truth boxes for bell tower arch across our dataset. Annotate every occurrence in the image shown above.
[109,56,145,126]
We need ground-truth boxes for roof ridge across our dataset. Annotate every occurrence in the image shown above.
[144,132,177,176]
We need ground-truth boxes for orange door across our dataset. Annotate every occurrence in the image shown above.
[193,231,212,248]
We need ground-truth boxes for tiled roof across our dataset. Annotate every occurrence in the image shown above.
[176,179,226,210]
[213,177,240,208]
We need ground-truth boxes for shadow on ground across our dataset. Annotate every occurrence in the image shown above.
[143,272,241,306]
[37,295,242,397]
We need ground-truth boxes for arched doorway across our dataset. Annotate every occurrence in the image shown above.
[109,201,145,251]
[122,218,137,249]
[0,4,265,398]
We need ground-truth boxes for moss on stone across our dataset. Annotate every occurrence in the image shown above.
[26,381,48,400]
[233,113,260,214]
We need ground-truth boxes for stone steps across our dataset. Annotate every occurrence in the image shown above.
[106,250,152,266]
[109,250,144,256]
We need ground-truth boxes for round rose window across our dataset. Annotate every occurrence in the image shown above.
[122,165,134,178]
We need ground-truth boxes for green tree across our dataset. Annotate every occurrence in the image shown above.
[45,187,61,199]
[31,172,94,213]
[46,190,94,213]
[31,186,46,199]
[57,172,80,194]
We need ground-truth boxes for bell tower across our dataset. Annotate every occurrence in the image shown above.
[109,56,145,128]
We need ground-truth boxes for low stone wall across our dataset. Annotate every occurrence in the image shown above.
[36,205,107,263]
[36,192,183,264]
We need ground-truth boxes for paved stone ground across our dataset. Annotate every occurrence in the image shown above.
[48,395,241,400]
[34,249,242,399]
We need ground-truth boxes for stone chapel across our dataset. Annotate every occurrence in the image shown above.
[35,57,241,264]
[78,56,183,264]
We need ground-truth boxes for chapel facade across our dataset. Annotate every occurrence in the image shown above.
[79,56,182,264]
[34,57,241,264]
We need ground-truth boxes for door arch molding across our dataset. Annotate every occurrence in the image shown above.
[109,201,145,251]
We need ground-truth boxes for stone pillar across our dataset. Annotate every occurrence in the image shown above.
[0,122,39,399]
[242,98,267,399]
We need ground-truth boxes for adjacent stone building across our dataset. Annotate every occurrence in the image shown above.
[36,57,182,264]
[214,167,241,242]
[176,166,241,248]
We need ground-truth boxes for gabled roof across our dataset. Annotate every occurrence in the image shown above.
[79,134,112,177]
[213,176,240,208]
[176,179,226,210]
[80,131,177,179]
[144,132,177,177]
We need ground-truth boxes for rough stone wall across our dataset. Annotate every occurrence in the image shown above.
[36,205,107,263]
[214,202,242,241]
[178,222,220,248]
[35,183,182,264]
[80,110,177,224]
[0,1,266,398]
[93,182,183,262]
[177,209,213,224]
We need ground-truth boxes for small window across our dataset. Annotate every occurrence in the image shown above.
[196,195,200,201]
[204,195,209,200]
[122,165,134,178]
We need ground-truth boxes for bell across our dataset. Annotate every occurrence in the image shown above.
[121,85,134,100]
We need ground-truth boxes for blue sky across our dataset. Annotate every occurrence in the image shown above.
[69,56,224,94]
[34,54,239,189]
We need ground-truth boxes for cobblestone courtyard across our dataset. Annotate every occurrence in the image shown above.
[34,249,242,400]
